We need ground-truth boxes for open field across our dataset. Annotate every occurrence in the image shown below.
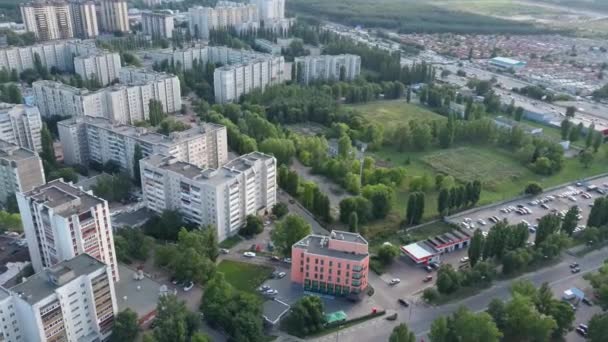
[432,0,566,17]
[346,100,445,129]
[216,260,273,294]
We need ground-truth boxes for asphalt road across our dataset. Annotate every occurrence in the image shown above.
[309,245,608,342]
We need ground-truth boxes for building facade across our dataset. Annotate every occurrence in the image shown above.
[142,11,174,39]
[0,39,97,74]
[140,151,276,241]
[0,103,42,152]
[17,179,120,281]
[0,141,45,204]
[188,1,258,39]
[20,1,73,41]
[291,230,369,296]
[99,0,129,33]
[295,54,361,85]
[0,254,117,342]
[69,0,98,39]
[214,56,285,103]
[250,0,284,21]
[73,51,122,86]
[58,116,228,177]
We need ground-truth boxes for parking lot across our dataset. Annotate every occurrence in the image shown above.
[448,176,608,241]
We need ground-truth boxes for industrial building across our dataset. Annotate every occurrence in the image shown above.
[488,57,526,70]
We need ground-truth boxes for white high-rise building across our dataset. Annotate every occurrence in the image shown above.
[69,0,98,39]
[295,54,361,84]
[141,152,276,241]
[250,0,284,20]
[20,0,74,41]
[0,39,97,74]
[58,116,228,176]
[188,1,258,39]
[32,80,91,118]
[0,254,117,342]
[17,179,120,281]
[73,51,122,86]
[99,0,129,33]
[0,141,45,204]
[0,103,42,152]
[142,11,174,39]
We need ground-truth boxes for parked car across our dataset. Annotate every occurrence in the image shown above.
[571,267,581,274]
[220,248,230,254]
[424,265,433,273]
[582,298,593,306]
[277,272,286,279]
[183,281,194,292]
[570,263,579,268]
[270,255,280,261]
[386,313,398,321]
[575,327,588,337]
[429,262,440,270]
[389,278,401,286]
[258,285,270,292]
[398,299,409,307]
[460,257,469,263]
[243,251,256,258]
[423,275,433,283]
[283,257,292,264]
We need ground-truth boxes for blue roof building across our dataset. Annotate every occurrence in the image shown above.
[489,57,526,70]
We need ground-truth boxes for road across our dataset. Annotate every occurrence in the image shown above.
[308,245,608,342]
[278,190,328,235]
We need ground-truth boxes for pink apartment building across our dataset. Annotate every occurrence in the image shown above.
[291,230,369,297]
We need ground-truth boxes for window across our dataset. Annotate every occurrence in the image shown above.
[320,274,324,280]
[347,264,350,270]
[337,270,341,276]
[300,267,303,273]
[337,278,341,283]
[306,272,309,277]
[314,274,317,279]
[329,261,333,267]
[338,263,342,268]
[321,259,324,265]
[315,258,318,264]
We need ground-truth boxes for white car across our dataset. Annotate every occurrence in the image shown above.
[183,281,194,292]
[478,219,487,226]
[460,257,469,263]
[389,278,401,286]
[243,252,256,258]
[277,272,286,278]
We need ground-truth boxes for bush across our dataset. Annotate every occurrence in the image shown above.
[423,287,440,302]
[524,182,543,195]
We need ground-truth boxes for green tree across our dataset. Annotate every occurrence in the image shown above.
[362,184,394,219]
[406,192,424,225]
[377,244,399,265]
[501,293,556,341]
[468,229,484,267]
[389,323,415,342]
[338,134,352,158]
[588,313,608,342]
[560,119,571,140]
[5,84,21,103]
[592,131,603,152]
[429,307,501,342]
[561,206,579,236]
[153,295,200,342]
[241,215,263,237]
[436,264,462,294]
[272,202,288,218]
[535,214,561,246]
[514,106,524,121]
[348,211,358,232]
[579,148,594,168]
[524,182,543,195]
[259,138,296,165]
[271,214,312,257]
[281,296,325,337]
[566,105,576,117]
[586,123,596,148]
[40,124,56,169]
[111,309,139,342]
[437,188,450,215]
[149,99,166,126]
[133,144,143,183]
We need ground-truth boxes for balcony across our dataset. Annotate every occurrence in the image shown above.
[352,266,363,272]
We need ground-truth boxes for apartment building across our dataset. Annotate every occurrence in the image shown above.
[295,54,361,85]
[291,230,369,297]
[69,0,98,39]
[33,71,181,123]
[188,1,258,39]
[213,55,285,103]
[0,103,42,152]
[142,11,174,39]
[0,39,97,74]
[0,141,45,204]
[99,0,129,33]
[250,0,285,21]
[20,1,73,41]
[73,51,122,86]
[140,151,276,241]
[58,116,228,176]
[17,179,119,281]
[147,45,270,70]
[0,254,117,342]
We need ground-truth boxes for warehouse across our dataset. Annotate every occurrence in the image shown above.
[489,57,527,70]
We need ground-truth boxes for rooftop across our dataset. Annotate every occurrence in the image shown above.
[490,56,526,66]
[0,140,38,161]
[10,254,105,305]
[293,232,369,261]
[114,263,161,318]
[401,242,436,260]
[25,179,105,217]
[295,54,359,61]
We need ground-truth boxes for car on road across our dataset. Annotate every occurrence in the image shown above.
[288,199,295,204]
[478,219,486,226]
[429,262,440,270]
[269,255,280,261]
[183,281,194,292]
[243,251,256,258]
[398,299,409,307]
[571,267,581,274]
[576,327,588,337]
[283,257,292,264]
[579,324,589,333]
[386,313,398,321]
[258,285,270,292]
[570,263,579,268]
[277,272,286,278]
[424,265,433,273]
[220,248,230,254]
[460,257,469,263]
[389,278,401,286]
[423,275,433,283]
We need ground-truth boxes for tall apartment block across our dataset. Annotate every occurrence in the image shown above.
[0,254,117,342]
[99,0,129,33]
[33,71,180,123]
[250,0,285,20]
[0,39,97,74]
[291,230,369,297]
[188,1,258,39]
[20,1,73,41]
[0,103,42,152]
[58,116,228,176]
[0,141,45,204]
[140,152,276,241]
[17,179,120,281]
[73,51,122,86]
[142,11,174,39]
[214,56,285,103]
[295,54,361,85]
[69,0,98,39]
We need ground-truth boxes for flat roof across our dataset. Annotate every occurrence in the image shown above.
[401,242,436,260]
[490,57,525,65]
[10,254,105,305]
[262,299,290,325]
[114,263,161,318]
[0,140,38,161]
[25,179,105,217]
[293,234,368,261]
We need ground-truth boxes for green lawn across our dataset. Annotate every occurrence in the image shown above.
[346,100,445,130]
[219,235,243,249]
[216,260,273,294]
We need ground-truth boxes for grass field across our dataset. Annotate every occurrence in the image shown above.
[346,100,445,129]
[216,260,273,294]
[432,0,565,17]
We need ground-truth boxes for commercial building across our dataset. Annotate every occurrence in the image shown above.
[0,103,42,152]
[58,116,228,176]
[295,54,361,85]
[20,0,73,41]
[189,1,258,39]
[401,228,472,265]
[99,0,129,33]
[0,254,117,342]
[140,151,276,241]
[73,51,122,86]
[489,57,526,70]
[142,11,174,39]
[17,179,120,281]
[213,55,285,103]
[0,39,97,74]
[291,230,369,296]
[0,141,45,204]
[69,0,98,39]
